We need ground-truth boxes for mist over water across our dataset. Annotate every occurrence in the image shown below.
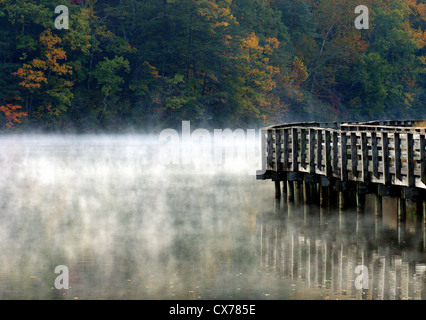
[0,134,424,299]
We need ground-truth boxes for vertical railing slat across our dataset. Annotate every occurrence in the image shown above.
[309,129,315,174]
[283,129,290,170]
[382,132,390,185]
[301,129,307,169]
[341,132,348,181]
[292,128,299,172]
[372,132,379,179]
[395,133,401,181]
[267,129,273,169]
[407,133,414,187]
[351,133,358,178]
[421,135,426,184]
[275,129,282,172]
[261,128,267,173]
[333,131,338,175]
[325,130,332,177]
[361,132,369,182]
[317,130,323,172]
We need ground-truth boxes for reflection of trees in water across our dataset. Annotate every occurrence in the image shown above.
[260,202,426,300]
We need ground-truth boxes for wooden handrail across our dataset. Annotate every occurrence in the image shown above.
[259,120,426,190]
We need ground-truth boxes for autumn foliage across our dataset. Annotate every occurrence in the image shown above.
[0,0,425,130]
[0,105,28,128]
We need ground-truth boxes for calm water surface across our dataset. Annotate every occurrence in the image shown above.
[0,135,424,299]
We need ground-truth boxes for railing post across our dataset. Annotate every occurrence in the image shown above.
[292,128,299,172]
[325,130,332,177]
[372,132,379,179]
[309,129,316,174]
[301,129,307,169]
[361,132,369,182]
[275,129,282,172]
[395,132,401,181]
[382,132,390,185]
[407,133,414,187]
[333,131,338,176]
[421,135,426,185]
[261,128,267,173]
[267,129,273,169]
[351,133,358,178]
[317,130,323,173]
[283,129,290,170]
[341,132,348,181]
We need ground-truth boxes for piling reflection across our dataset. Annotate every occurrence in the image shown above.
[260,198,426,300]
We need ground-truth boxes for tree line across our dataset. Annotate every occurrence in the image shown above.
[0,0,425,132]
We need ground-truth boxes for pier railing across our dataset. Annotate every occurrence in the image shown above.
[257,120,426,190]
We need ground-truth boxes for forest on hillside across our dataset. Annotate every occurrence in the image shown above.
[0,0,425,132]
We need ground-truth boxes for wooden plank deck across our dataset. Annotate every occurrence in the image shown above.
[257,120,426,190]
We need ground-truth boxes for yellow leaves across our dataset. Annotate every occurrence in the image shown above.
[31,59,48,70]
[260,78,277,92]
[39,29,72,76]
[197,0,235,32]
[39,29,62,48]
[290,57,309,87]
[13,29,72,90]
[406,22,426,49]
[212,21,230,28]
[407,0,426,21]
[0,104,28,128]
[266,38,280,50]
[12,64,48,89]
[224,34,233,45]
[240,33,261,51]
[240,34,280,58]
[404,92,416,106]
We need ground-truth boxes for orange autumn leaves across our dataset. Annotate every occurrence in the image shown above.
[240,33,281,92]
[3,29,73,128]
[13,29,72,90]
[0,104,28,128]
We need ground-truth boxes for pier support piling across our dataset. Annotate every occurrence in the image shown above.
[294,181,302,205]
[423,200,426,251]
[287,181,294,203]
[374,193,383,237]
[274,180,281,200]
[374,193,383,218]
[320,186,328,208]
[338,191,347,210]
[398,197,407,245]
[282,178,287,197]
[303,181,310,204]
[356,192,365,214]
[398,198,407,222]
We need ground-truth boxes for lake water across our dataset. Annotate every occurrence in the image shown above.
[0,135,424,300]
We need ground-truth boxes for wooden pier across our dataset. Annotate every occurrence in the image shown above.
[256,120,426,244]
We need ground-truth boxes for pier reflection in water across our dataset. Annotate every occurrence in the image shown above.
[261,189,426,300]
